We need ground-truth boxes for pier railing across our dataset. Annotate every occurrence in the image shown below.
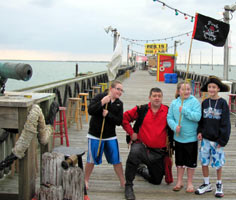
[0,65,134,200]
[16,66,134,107]
[175,69,236,94]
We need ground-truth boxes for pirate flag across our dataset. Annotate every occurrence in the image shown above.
[192,13,230,47]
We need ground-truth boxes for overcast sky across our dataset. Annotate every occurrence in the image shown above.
[0,0,235,64]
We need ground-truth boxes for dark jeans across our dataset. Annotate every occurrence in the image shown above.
[125,143,165,186]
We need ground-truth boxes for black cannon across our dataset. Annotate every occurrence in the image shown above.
[0,62,33,94]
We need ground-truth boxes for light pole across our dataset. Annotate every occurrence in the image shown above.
[104,26,119,51]
[174,40,181,71]
[127,45,130,67]
[223,3,236,80]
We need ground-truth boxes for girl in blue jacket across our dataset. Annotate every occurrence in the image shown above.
[167,81,201,193]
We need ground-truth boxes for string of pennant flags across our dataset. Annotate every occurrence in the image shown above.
[153,0,195,22]
[129,41,185,56]
[121,31,192,43]
[105,29,192,48]
[119,30,190,56]
[121,31,189,55]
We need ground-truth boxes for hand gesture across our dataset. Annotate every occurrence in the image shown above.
[101,95,111,106]
[131,133,138,141]
[176,125,181,133]
[197,133,202,140]
[102,109,108,117]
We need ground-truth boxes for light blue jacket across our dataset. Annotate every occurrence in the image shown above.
[167,95,201,143]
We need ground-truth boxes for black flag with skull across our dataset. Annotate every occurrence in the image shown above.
[192,13,230,47]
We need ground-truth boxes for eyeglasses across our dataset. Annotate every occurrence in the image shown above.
[115,87,124,93]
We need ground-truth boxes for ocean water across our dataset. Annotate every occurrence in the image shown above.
[176,63,236,81]
[1,60,235,91]
[0,60,108,91]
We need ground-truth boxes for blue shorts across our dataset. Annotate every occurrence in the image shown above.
[199,138,225,170]
[86,138,121,165]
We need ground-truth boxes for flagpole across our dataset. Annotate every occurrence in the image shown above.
[177,37,193,136]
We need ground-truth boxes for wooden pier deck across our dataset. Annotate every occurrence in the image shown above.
[69,70,236,200]
[0,69,236,200]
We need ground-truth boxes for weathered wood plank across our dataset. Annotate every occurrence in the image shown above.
[0,107,18,128]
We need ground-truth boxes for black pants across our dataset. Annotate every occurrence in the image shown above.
[125,143,165,186]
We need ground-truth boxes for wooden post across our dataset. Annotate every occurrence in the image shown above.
[39,99,51,185]
[18,107,36,200]
[0,136,4,178]
[75,63,79,77]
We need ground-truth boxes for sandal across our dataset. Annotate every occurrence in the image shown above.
[173,185,183,191]
[186,186,194,193]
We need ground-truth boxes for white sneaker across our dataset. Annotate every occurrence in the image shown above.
[195,183,213,195]
[215,183,224,198]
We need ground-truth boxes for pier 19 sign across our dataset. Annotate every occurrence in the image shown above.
[145,43,168,55]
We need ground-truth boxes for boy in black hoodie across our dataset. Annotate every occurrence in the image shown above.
[195,76,231,198]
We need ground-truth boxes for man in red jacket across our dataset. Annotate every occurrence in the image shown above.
[122,87,169,200]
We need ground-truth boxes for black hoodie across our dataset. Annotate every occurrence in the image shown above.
[88,92,123,139]
[197,97,231,147]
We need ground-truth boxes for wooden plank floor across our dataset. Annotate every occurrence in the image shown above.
[68,70,236,200]
[0,69,236,200]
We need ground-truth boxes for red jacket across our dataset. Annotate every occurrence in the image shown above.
[122,103,168,148]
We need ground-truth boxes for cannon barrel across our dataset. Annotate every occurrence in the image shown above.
[61,154,78,170]
[0,62,33,81]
